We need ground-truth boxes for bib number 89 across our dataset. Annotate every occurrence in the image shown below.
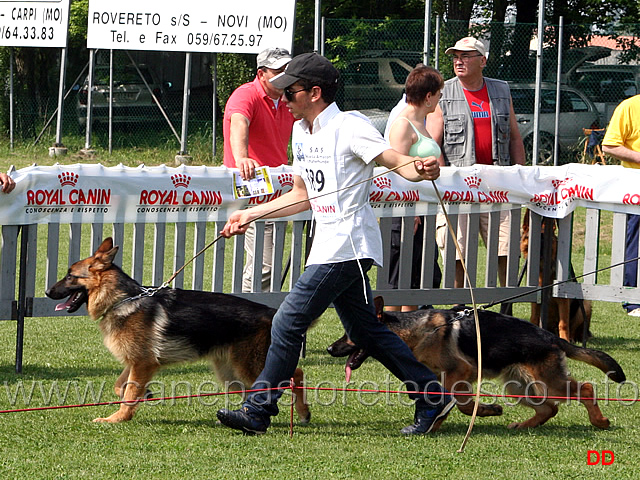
[305,168,325,192]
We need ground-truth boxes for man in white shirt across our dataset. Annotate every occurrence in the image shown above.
[216,52,455,436]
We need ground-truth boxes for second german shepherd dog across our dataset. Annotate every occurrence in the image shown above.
[46,237,311,424]
[327,297,625,429]
[521,210,592,343]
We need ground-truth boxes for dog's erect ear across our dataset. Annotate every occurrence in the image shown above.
[373,296,384,319]
[96,237,114,254]
[92,237,119,270]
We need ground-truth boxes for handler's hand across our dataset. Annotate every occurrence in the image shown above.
[235,157,260,181]
[0,173,15,193]
[413,156,440,181]
[220,210,252,238]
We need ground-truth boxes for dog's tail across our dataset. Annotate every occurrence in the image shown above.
[560,342,626,383]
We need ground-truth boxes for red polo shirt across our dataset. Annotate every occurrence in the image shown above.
[223,76,295,168]
[462,84,492,165]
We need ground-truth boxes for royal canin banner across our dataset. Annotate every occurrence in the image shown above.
[1,163,639,225]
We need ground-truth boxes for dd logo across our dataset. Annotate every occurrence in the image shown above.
[587,450,615,465]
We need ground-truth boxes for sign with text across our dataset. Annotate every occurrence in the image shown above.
[87,0,295,53]
[0,0,70,47]
[3,163,640,226]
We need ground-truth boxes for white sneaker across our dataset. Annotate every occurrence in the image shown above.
[627,308,640,317]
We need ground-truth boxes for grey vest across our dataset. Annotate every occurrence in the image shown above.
[439,76,512,167]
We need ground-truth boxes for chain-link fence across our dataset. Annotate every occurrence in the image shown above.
[324,18,640,165]
[2,18,640,164]
[1,49,221,158]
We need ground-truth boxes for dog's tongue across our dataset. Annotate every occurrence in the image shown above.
[345,349,361,383]
[54,298,73,311]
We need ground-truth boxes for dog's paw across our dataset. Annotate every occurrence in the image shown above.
[93,417,114,423]
[478,404,503,417]
[507,421,522,429]
[298,411,311,425]
[592,417,610,430]
[93,413,129,423]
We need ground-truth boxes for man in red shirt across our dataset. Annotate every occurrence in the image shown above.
[223,47,295,292]
[428,37,525,293]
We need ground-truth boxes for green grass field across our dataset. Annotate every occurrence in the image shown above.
[1,148,639,478]
[1,299,639,479]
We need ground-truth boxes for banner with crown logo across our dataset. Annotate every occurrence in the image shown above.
[1,163,639,225]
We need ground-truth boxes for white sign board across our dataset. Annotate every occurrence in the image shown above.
[87,0,295,53]
[0,0,70,47]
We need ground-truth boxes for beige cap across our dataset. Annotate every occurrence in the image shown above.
[256,47,292,70]
[445,37,487,57]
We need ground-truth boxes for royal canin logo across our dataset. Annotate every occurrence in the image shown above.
[552,178,571,188]
[530,176,594,206]
[171,174,191,188]
[370,179,420,203]
[463,175,481,189]
[26,171,110,206]
[58,172,78,187]
[139,175,222,206]
[278,173,294,188]
[439,173,509,203]
[373,177,392,189]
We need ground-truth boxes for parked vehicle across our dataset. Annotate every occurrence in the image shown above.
[509,83,600,165]
[340,57,413,111]
[77,64,166,128]
[569,64,640,123]
[358,108,390,134]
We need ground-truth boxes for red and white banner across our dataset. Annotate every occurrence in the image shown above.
[0,163,638,226]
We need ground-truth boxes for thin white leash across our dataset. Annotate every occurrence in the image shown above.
[112,160,483,451]
[430,180,481,453]
[130,158,428,294]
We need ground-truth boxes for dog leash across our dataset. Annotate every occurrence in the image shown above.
[115,158,428,300]
[430,180,482,453]
[480,255,640,310]
[160,158,430,288]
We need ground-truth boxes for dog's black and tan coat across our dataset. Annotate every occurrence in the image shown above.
[328,297,625,430]
[46,238,310,424]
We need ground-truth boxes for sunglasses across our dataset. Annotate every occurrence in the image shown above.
[284,87,311,101]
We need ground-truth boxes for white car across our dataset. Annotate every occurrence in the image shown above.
[340,57,413,111]
[509,83,600,165]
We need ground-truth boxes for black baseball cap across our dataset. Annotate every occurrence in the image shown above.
[270,52,339,89]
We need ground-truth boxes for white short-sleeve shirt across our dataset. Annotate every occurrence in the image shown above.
[292,102,390,266]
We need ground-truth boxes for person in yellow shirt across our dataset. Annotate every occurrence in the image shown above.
[602,94,640,316]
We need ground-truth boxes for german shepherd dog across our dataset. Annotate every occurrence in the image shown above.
[45,237,310,424]
[521,210,592,342]
[327,296,625,429]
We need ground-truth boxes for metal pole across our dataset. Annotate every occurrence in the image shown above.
[33,62,89,147]
[532,0,546,166]
[212,53,218,158]
[435,15,441,71]
[84,49,95,150]
[179,52,192,156]
[314,0,321,52]
[313,0,322,53]
[109,49,114,155]
[9,47,14,150]
[553,17,564,166]
[55,47,67,146]
[424,0,432,65]
[320,17,325,56]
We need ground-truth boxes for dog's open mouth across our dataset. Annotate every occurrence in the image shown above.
[345,349,369,383]
[54,290,88,313]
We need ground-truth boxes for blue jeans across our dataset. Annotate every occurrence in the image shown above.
[624,214,640,311]
[244,258,444,418]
